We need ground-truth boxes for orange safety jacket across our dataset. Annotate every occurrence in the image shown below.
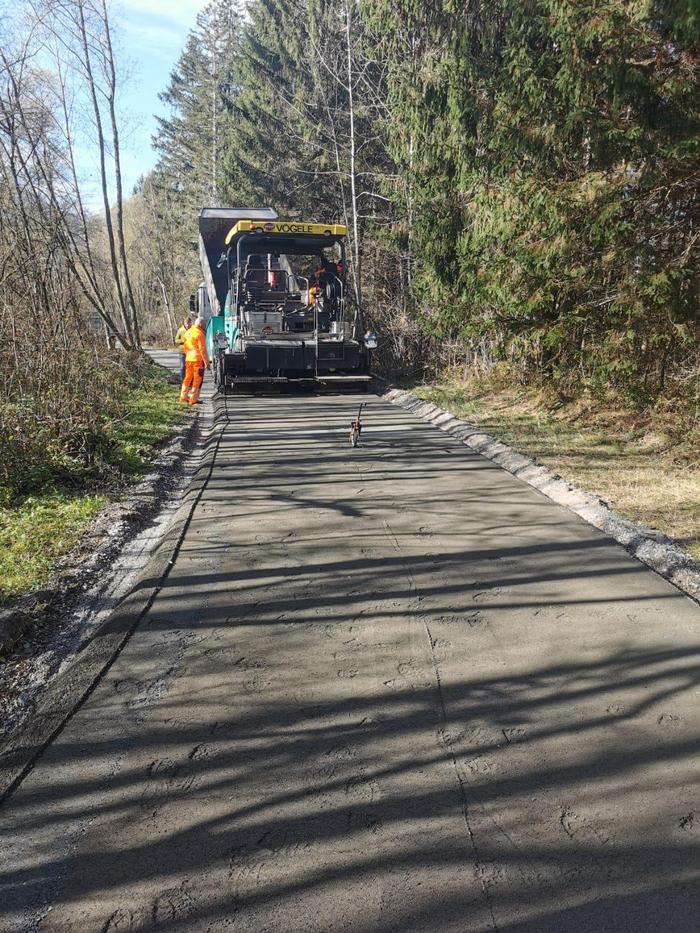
[183,324,209,366]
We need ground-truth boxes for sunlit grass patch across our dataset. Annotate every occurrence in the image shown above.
[105,366,184,479]
[0,492,107,601]
[0,363,184,601]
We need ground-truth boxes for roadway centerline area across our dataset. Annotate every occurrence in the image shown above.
[1,373,698,932]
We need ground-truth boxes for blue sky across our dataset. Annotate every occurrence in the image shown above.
[0,0,208,207]
[115,0,209,195]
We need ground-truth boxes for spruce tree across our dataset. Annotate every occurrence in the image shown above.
[154,0,243,209]
[362,0,699,399]
[150,0,698,398]
[223,0,396,308]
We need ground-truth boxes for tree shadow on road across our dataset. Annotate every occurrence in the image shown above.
[0,393,698,931]
[1,641,697,932]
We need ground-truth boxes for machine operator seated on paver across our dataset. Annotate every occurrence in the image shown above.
[234,251,344,335]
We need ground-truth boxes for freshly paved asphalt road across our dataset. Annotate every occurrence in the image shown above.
[0,351,698,932]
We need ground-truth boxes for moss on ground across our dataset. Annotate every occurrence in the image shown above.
[0,365,184,601]
[415,380,700,562]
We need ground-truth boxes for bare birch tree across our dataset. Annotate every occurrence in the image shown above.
[0,29,137,488]
[0,40,130,345]
[26,0,142,346]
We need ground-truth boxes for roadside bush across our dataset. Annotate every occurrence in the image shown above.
[0,341,155,498]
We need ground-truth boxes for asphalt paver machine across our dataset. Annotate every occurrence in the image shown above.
[198,207,375,392]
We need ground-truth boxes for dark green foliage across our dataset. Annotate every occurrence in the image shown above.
[157,0,699,405]
[223,0,320,213]
[650,0,700,42]
[223,2,390,261]
[359,0,699,403]
[154,0,243,209]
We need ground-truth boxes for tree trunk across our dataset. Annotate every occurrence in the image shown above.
[345,0,363,333]
[75,0,134,346]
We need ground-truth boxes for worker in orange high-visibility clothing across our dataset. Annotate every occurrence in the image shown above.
[179,316,210,405]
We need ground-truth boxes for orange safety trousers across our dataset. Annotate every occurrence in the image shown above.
[180,360,204,405]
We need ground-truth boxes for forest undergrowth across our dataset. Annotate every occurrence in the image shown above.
[0,363,184,601]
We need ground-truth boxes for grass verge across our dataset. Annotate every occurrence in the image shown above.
[104,367,186,480]
[414,379,700,562]
[0,365,184,602]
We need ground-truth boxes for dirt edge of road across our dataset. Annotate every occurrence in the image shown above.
[0,402,198,659]
[0,409,223,804]
[380,384,700,606]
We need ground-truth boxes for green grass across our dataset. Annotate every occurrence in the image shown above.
[415,379,700,562]
[105,367,185,479]
[0,365,184,602]
[0,492,107,601]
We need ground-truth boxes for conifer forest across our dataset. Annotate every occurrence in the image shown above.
[149,0,699,404]
[0,0,698,492]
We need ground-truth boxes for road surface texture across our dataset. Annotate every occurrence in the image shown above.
[1,353,698,932]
